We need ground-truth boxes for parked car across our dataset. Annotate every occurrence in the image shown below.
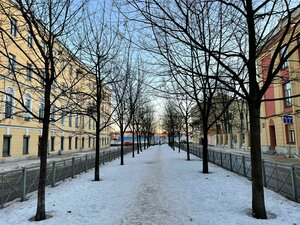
[124,141,133,146]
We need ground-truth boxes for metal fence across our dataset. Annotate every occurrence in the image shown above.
[176,143,300,203]
[0,146,133,208]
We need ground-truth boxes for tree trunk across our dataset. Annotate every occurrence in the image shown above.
[132,131,135,158]
[120,131,124,165]
[178,138,181,153]
[186,119,190,161]
[139,134,142,152]
[249,101,267,219]
[137,131,140,154]
[144,133,146,149]
[147,133,150,147]
[94,119,100,181]
[202,127,209,174]
[172,131,175,151]
[35,87,51,221]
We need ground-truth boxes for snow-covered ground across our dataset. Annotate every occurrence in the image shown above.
[0,144,299,225]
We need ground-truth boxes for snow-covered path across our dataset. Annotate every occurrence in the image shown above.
[0,145,300,225]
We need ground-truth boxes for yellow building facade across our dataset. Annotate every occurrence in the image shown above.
[0,1,111,159]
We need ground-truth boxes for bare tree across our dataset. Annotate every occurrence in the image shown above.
[112,50,143,165]
[162,100,182,150]
[171,89,194,160]
[72,0,121,181]
[0,0,87,221]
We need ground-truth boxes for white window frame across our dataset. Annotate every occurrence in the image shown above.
[8,54,16,73]
[23,93,32,121]
[10,17,17,36]
[4,87,14,118]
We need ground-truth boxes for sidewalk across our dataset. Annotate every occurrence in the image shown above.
[0,146,116,172]
[186,143,300,166]
[208,145,300,166]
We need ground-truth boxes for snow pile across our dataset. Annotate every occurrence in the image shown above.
[0,145,299,225]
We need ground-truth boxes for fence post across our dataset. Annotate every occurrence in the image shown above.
[52,162,56,187]
[262,160,266,187]
[230,153,233,171]
[291,166,298,202]
[275,163,279,191]
[242,156,246,177]
[21,167,26,201]
[72,157,75,178]
[220,152,223,167]
[102,152,105,165]
[85,154,88,172]
[1,174,4,208]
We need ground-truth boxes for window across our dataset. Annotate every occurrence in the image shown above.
[61,111,65,125]
[41,42,45,53]
[88,117,91,129]
[68,136,72,150]
[280,46,288,69]
[10,17,17,36]
[50,105,55,123]
[23,135,30,154]
[75,114,79,128]
[76,69,82,79]
[82,115,85,128]
[283,81,292,108]
[61,60,66,74]
[75,137,78,149]
[27,63,32,81]
[5,87,14,118]
[23,94,32,121]
[40,70,45,85]
[38,100,44,123]
[27,32,33,48]
[82,137,85,149]
[8,54,16,73]
[62,82,67,92]
[3,135,11,157]
[60,136,64,150]
[88,137,91,148]
[51,136,55,151]
[69,64,73,77]
[289,130,295,144]
[69,113,72,127]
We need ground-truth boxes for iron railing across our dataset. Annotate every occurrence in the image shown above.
[176,143,300,203]
[0,146,133,208]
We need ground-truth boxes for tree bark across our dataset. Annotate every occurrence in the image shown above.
[249,100,267,219]
[202,126,209,174]
[120,131,124,165]
[35,87,51,221]
[139,134,142,152]
[132,130,135,158]
[178,132,181,153]
[186,119,190,161]
[94,119,100,181]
